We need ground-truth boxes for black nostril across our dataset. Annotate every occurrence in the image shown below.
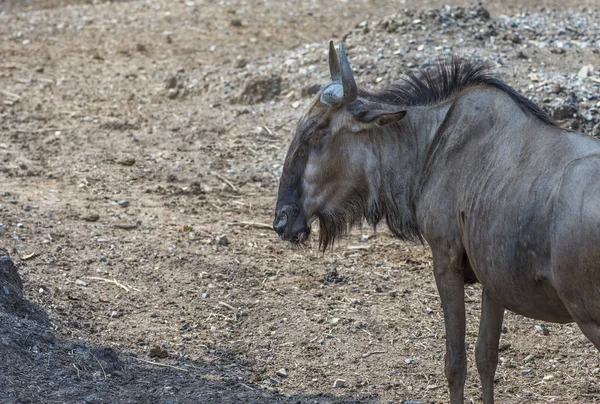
[273,213,288,235]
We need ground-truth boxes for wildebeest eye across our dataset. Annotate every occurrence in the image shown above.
[315,126,329,136]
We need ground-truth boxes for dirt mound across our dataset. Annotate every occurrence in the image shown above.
[0,249,47,324]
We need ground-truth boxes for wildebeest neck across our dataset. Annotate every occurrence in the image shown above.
[372,103,452,241]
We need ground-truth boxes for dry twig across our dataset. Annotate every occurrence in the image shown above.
[215,173,238,192]
[86,276,140,292]
[218,301,236,311]
[361,350,387,358]
[130,356,188,372]
[226,221,272,230]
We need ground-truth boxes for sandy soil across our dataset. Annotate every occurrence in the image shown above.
[1,0,599,403]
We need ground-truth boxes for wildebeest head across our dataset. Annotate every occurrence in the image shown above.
[273,42,407,249]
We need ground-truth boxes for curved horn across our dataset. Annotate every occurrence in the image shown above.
[320,42,358,106]
[328,40,341,81]
[339,43,357,104]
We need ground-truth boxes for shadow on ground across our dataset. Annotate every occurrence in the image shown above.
[0,253,375,404]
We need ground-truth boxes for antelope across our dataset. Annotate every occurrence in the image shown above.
[273,41,600,403]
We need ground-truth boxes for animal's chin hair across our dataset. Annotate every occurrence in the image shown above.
[316,196,383,251]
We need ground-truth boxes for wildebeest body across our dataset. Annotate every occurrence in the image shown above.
[415,87,600,323]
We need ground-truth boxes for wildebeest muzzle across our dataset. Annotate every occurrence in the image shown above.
[273,203,311,242]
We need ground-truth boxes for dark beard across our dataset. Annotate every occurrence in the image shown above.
[316,194,421,251]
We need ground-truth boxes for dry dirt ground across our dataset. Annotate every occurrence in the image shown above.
[1,0,600,403]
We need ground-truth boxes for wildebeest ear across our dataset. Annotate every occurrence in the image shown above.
[360,109,407,126]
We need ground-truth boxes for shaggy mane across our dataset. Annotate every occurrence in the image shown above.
[364,59,555,126]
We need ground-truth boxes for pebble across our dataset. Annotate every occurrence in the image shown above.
[535,325,550,335]
[332,379,346,388]
[216,235,230,246]
[80,212,100,222]
[269,376,281,384]
[524,354,535,363]
[118,200,130,207]
[149,346,169,358]
[552,105,577,120]
[276,368,288,378]
[167,88,179,99]
[578,65,592,79]
[330,317,340,325]
[521,369,533,376]
[543,374,555,381]
[201,292,210,298]
[75,279,88,287]
[164,75,177,90]
[116,156,136,166]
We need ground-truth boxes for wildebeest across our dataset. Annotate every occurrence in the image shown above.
[273,41,600,403]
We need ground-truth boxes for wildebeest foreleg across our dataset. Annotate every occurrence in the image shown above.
[475,289,505,404]
[433,251,467,404]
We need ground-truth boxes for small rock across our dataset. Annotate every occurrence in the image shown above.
[216,235,230,246]
[332,379,346,388]
[578,65,593,79]
[136,43,147,52]
[167,88,179,99]
[524,354,535,363]
[389,289,398,297]
[543,374,555,381]
[330,317,340,325]
[80,212,100,222]
[201,292,210,298]
[164,75,177,90]
[116,155,136,166]
[235,75,282,104]
[549,83,562,94]
[234,58,248,69]
[75,279,88,287]
[276,368,288,378]
[593,122,600,137]
[149,346,169,358]
[291,101,301,109]
[552,105,577,121]
[498,343,511,352]
[35,66,44,73]
[230,19,243,27]
[150,312,158,318]
[269,376,281,385]
[535,324,550,335]
[403,401,422,404]
[118,200,130,208]
[521,369,533,376]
